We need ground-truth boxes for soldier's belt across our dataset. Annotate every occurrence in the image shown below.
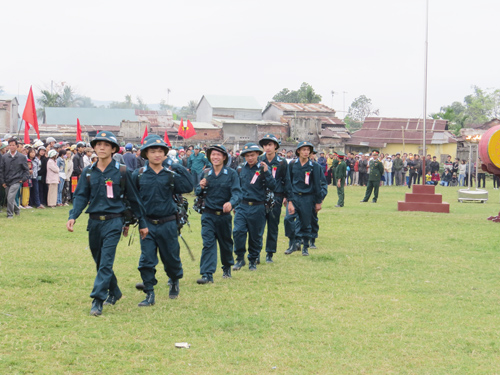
[89,213,123,221]
[146,215,177,225]
[296,192,312,196]
[204,208,230,216]
[241,200,265,206]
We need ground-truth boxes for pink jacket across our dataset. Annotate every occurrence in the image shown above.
[46,158,60,184]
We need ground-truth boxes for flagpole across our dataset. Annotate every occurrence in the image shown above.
[422,0,429,184]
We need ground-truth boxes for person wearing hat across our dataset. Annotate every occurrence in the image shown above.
[310,153,329,249]
[329,152,339,186]
[132,135,193,305]
[393,153,404,186]
[258,134,291,263]
[335,151,347,207]
[360,150,385,203]
[195,144,241,284]
[284,141,324,256]
[187,145,210,188]
[123,142,137,171]
[0,138,29,218]
[67,131,149,316]
[233,142,277,271]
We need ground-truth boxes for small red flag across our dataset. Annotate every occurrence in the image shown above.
[24,122,30,144]
[164,128,172,147]
[76,118,82,142]
[185,120,197,139]
[177,118,185,137]
[22,86,40,139]
[141,126,148,144]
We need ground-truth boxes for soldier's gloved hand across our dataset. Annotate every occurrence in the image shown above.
[139,227,149,240]
[223,202,232,213]
[122,225,129,237]
[199,178,207,189]
[288,201,295,215]
[261,163,268,173]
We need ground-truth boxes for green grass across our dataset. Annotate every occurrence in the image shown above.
[1,184,500,374]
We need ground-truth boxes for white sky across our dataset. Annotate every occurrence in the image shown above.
[1,0,498,118]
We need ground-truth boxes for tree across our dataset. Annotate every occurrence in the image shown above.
[271,82,321,103]
[0,86,4,94]
[109,95,149,110]
[37,90,61,123]
[178,100,199,118]
[59,86,83,107]
[344,95,379,131]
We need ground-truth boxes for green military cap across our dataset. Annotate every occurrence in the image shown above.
[372,149,380,155]
[337,151,345,159]
[240,142,263,156]
[140,135,169,159]
[206,144,228,164]
[295,141,314,156]
[90,131,120,152]
[259,134,280,150]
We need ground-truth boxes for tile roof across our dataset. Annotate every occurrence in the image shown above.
[347,117,455,146]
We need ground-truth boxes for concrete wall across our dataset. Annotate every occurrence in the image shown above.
[196,97,213,122]
[262,106,283,121]
[188,128,222,142]
[289,118,321,143]
[213,108,262,121]
[381,143,457,160]
[0,99,18,134]
[119,121,149,140]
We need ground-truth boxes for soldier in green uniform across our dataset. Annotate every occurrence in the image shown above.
[335,151,347,207]
[360,150,385,203]
[195,144,241,284]
[67,131,149,316]
[330,152,339,186]
[132,135,193,306]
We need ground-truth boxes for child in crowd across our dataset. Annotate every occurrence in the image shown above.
[21,159,33,208]
[450,172,459,187]
[431,171,440,186]
[425,171,433,185]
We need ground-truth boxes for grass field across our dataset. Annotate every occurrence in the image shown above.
[1,184,500,374]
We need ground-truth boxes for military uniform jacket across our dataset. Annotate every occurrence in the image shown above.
[69,160,147,228]
[289,159,323,205]
[187,153,210,174]
[331,159,339,173]
[132,161,193,218]
[195,167,241,211]
[259,153,292,197]
[335,161,347,180]
[237,162,277,203]
[368,159,385,181]
[320,172,328,201]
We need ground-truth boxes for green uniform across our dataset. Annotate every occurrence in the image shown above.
[362,159,384,202]
[335,160,347,207]
[331,159,339,185]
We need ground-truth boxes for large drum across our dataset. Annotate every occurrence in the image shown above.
[479,125,500,175]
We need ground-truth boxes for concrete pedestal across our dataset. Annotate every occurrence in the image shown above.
[397,185,450,213]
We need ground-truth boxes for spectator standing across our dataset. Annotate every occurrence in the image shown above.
[444,155,453,172]
[383,155,393,186]
[477,158,486,188]
[46,150,60,207]
[458,160,466,186]
[359,154,368,186]
[64,149,73,205]
[28,148,42,209]
[123,143,137,171]
[0,138,29,218]
[393,153,403,186]
[187,146,210,188]
[37,147,48,206]
[407,155,417,189]
[414,154,422,184]
[56,150,66,206]
[353,156,360,186]
[430,156,440,173]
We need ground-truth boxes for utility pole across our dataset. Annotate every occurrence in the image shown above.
[330,90,335,109]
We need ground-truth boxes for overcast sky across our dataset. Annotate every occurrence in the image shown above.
[2,0,498,119]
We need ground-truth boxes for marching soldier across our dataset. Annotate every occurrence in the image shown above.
[195,144,241,284]
[335,151,347,207]
[233,143,277,271]
[258,134,291,263]
[361,150,384,203]
[284,141,323,256]
[67,131,148,316]
[132,135,193,306]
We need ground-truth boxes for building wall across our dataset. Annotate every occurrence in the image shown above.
[381,143,457,159]
[119,120,149,140]
[256,125,288,141]
[222,123,257,143]
[212,108,262,121]
[262,106,283,121]
[196,97,213,122]
[289,118,321,144]
[189,128,222,142]
[0,99,18,134]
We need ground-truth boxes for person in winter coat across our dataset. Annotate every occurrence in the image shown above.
[46,150,60,207]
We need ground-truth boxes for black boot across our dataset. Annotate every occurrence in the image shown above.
[197,274,214,284]
[222,267,232,279]
[135,283,145,291]
[248,260,257,271]
[266,253,274,263]
[90,298,103,316]
[309,240,317,249]
[233,259,246,271]
[302,239,310,256]
[168,279,180,299]
[138,291,155,307]
[104,293,122,306]
[284,241,300,255]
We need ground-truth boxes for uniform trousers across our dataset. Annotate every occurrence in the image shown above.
[264,197,284,254]
[363,180,380,202]
[294,194,315,246]
[139,220,183,293]
[337,179,345,206]
[87,216,123,301]
[233,204,266,262]
[200,212,234,276]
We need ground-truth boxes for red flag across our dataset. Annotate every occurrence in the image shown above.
[22,86,40,139]
[24,122,30,144]
[141,126,148,144]
[185,120,197,139]
[177,118,185,137]
[76,118,82,142]
[164,128,172,147]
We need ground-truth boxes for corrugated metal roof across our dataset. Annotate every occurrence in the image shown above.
[45,107,136,126]
[213,119,284,126]
[265,102,335,113]
[0,96,17,102]
[200,95,262,110]
[347,117,455,146]
[173,121,220,130]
